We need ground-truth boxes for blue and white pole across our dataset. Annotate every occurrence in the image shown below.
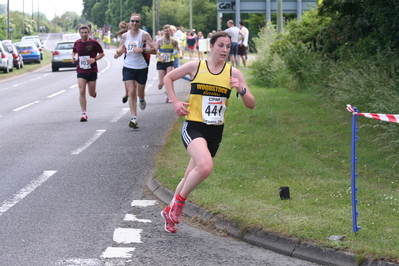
[351,107,361,232]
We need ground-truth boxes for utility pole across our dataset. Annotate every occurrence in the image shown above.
[37,0,40,32]
[277,0,283,33]
[152,0,155,38]
[156,0,159,33]
[7,0,10,39]
[22,0,25,36]
[189,0,192,30]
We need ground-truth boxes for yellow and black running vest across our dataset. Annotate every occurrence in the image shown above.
[157,37,174,62]
[186,60,232,125]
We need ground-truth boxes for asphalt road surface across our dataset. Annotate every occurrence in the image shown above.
[0,33,316,266]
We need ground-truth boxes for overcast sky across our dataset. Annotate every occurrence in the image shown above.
[2,0,84,20]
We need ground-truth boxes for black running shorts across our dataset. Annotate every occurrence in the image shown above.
[122,67,149,85]
[77,72,98,82]
[156,61,174,71]
[181,121,224,157]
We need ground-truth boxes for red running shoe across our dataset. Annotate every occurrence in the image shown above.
[169,199,185,224]
[80,114,88,122]
[161,209,177,233]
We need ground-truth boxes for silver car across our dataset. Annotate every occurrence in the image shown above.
[0,42,14,73]
[51,41,76,72]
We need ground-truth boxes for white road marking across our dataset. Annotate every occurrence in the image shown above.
[109,108,129,122]
[131,200,158,207]
[100,247,136,259]
[12,80,28,87]
[47,90,66,98]
[0,171,57,216]
[55,258,102,265]
[113,228,143,244]
[71,130,106,155]
[13,100,40,112]
[123,214,152,223]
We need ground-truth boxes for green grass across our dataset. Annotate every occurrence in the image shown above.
[0,50,51,80]
[154,71,399,263]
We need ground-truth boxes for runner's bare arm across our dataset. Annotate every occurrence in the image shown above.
[231,67,255,109]
[142,32,156,54]
[114,33,127,59]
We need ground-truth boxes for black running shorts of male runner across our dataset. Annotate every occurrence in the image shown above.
[77,72,98,82]
[157,61,174,71]
[181,121,224,157]
[122,67,149,85]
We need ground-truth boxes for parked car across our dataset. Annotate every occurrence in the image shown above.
[14,42,41,64]
[21,36,40,42]
[62,33,80,42]
[3,42,24,69]
[20,36,43,60]
[51,41,76,72]
[31,39,44,60]
[0,41,14,73]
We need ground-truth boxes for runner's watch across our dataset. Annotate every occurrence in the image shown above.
[236,87,247,98]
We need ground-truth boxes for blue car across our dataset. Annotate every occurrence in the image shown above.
[14,42,41,64]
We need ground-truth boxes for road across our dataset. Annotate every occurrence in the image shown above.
[0,33,316,265]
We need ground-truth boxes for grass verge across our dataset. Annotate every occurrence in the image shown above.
[0,50,51,80]
[154,70,399,263]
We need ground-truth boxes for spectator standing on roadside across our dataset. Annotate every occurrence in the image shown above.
[196,31,204,60]
[72,25,104,122]
[224,20,240,67]
[103,33,111,49]
[175,26,184,43]
[114,13,156,129]
[182,30,187,52]
[160,31,256,233]
[155,30,163,44]
[238,20,249,69]
[155,24,181,103]
[186,31,196,60]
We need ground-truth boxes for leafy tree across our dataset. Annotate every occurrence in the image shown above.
[0,14,6,39]
[319,0,399,56]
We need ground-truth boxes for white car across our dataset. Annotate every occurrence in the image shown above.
[62,33,80,41]
[51,41,76,72]
[21,36,40,42]
[0,42,14,73]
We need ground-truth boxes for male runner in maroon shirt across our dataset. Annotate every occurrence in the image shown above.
[72,25,104,122]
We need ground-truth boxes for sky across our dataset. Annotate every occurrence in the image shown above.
[2,0,84,20]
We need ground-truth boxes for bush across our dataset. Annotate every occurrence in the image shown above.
[251,10,399,164]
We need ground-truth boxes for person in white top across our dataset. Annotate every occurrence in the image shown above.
[175,26,184,43]
[238,20,249,69]
[224,20,240,67]
[114,13,156,129]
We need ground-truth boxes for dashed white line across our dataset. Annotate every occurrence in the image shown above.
[71,130,106,155]
[47,90,66,98]
[131,200,158,207]
[13,100,40,112]
[109,108,129,122]
[0,170,57,216]
[124,214,152,223]
[101,247,136,259]
[113,228,143,244]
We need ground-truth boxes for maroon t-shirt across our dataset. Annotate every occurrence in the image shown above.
[73,38,104,73]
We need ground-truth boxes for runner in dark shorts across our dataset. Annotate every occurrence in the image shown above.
[181,121,224,157]
[157,61,174,71]
[122,67,148,85]
[77,72,98,82]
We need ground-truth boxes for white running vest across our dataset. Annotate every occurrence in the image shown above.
[123,30,147,69]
